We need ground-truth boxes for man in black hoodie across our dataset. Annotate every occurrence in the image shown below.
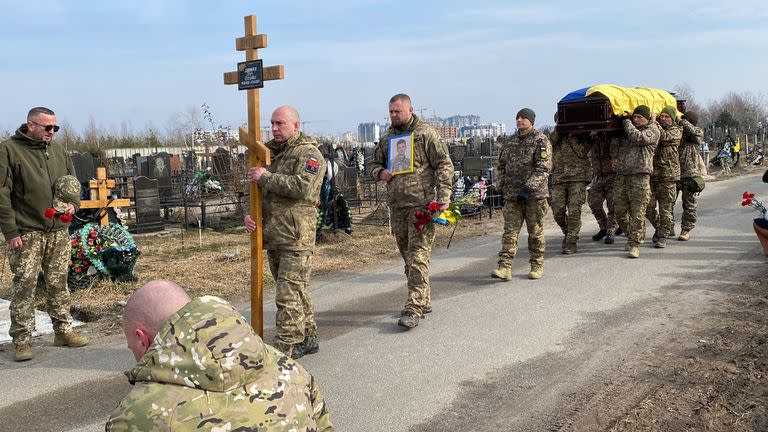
[0,107,88,361]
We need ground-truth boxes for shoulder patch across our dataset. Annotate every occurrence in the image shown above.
[305,156,319,175]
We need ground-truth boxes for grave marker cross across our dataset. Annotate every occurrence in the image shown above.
[80,167,131,226]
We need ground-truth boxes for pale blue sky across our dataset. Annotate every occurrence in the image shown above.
[1,0,766,137]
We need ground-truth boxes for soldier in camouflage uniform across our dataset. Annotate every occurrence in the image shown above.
[369,94,453,329]
[614,105,661,258]
[675,111,706,241]
[645,105,682,248]
[492,108,552,280]
[107,280,333,431]
[551,132,591,254]
[245,106,326,359]
[588,131,621,244]
[0,107,88,362]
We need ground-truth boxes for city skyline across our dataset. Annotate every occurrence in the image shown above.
[1,1,766,138]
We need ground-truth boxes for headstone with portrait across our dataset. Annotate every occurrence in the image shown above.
[132,176,165,234]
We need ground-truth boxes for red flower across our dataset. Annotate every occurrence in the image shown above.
[44,208,56,219]
[59,214,73,223]
[428,201,441,212]
[95,245,102,251]
[742,201,748,206]
[74,267,81,273]
[90,230,98,238]
[87,238,94,245]
[71,239,77,247]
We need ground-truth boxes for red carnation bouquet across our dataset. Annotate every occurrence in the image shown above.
[44,207,73,224]
[741,192,766,218]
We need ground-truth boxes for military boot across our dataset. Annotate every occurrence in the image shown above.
[491,267,512,281]
[668,227,676,238]
[654,239,667,249]
[562,243,577,254]
[53,331,89,347]
[293,334,319,358]
[615,227,624,236]
[628,246,640,258]
[604,233,615,244]
[592,229,607,241]
[528,264,544,279]
[14,342,33,362]
[397,311,420,329]
[678,230,690,241]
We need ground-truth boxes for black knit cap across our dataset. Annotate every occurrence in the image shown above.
[516,108,536,124]
[633,105,651,120]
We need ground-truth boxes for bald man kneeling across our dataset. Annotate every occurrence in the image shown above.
[106,280,333,431]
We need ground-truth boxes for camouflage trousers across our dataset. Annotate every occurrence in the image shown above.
[391,207,435,317]
[8,230,73,344]
[498,199,549,268]
[268,249,316,346]
[674,181,699,232]
[551,181,587,245]
[614,174,651,247]
[587,174,617,233]
[646,180,677,239]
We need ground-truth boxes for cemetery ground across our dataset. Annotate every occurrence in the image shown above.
[0,167,766,431]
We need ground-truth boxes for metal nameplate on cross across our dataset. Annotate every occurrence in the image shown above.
[223,14,284,337]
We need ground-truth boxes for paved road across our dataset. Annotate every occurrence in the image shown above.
[1,172,765,431]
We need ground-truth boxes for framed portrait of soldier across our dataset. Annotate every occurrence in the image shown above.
[388,133,414,175]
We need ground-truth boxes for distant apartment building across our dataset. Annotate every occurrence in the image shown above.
[358,122,382,143]
[435,125,459,139]
[460,123,506,139]
[342,131,356,143]
[445,114,480,128]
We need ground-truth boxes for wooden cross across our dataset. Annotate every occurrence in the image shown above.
[80,167,131,226]
[223,15,285,337]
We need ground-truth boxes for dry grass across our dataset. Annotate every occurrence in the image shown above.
[0,213,503,319]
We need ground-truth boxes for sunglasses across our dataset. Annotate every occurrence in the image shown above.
[29,119,60,133]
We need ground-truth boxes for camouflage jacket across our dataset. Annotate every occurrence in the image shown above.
[678,119,705,178]
[260,132,326,251]
[106,296,333,432]
[496,129,552,199]
[0,124,78,239]
[589,132,621,177]
[552,134,591,183]
[652,123,682,182]
[618,119,660,175]
[369,115,453,209]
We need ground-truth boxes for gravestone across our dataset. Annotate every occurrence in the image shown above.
[148,152,172,199]
[450,145,467,162]
[481,139,492,157]
[183,150,198,174]
[136,156,149,178]
[109,157,127,176]
[71,153,96,184]
[463,157,492,178]
[212,147,231,178]
[132,176,164,233]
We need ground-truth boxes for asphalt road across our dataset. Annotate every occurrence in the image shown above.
[0,172,765,431]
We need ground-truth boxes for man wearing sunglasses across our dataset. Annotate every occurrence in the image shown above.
[0,107,88,362]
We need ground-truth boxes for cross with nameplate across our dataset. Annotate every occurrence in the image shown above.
[223,15,285,337]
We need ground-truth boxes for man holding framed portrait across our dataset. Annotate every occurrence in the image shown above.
[369,93,453,329]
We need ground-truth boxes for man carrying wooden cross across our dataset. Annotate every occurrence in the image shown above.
[244,106,326,359]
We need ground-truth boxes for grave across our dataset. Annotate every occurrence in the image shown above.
[71,153,96,184]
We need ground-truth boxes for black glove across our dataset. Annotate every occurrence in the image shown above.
[516,186,533,204]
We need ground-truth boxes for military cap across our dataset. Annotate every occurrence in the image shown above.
[661,105,678,121]
[684,110,699,126]
[54,175,81,204]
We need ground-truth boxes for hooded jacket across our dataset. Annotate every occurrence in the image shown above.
[0,124,77,239]
[106,296,333,431]
[369,115,453,208]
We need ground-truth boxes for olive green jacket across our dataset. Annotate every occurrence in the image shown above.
[0,124,77,240]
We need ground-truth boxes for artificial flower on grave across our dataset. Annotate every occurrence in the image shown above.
[68,222,140,291]
[741,191,767,218]
[44,207,73,223]
[413,201,463,232]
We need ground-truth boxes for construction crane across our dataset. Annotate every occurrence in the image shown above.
[415,107,429,117]
[299,120,327,134]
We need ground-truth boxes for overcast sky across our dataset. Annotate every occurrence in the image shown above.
[1,0,766,137]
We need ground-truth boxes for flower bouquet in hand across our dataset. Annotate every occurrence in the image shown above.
[44,207,73,224]
[741,191,768,255]
[413,201,463,248]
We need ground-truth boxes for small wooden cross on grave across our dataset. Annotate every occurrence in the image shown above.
[223,15,285,337]
[80,167,131,226]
